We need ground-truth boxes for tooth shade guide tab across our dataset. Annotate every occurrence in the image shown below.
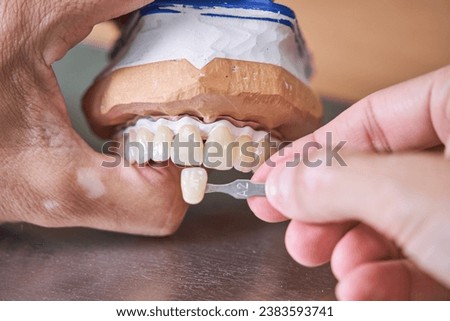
[181,167,208,205]
[125,116,275,143]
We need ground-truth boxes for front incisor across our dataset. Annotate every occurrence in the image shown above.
[136,127,155,164]
[181,168,208,205]
[172,125,203,166]
[153,125,174,162]
[204,125,235,171]
[126,129,138,164]
[234,135,258,173]
[254,136,274,171]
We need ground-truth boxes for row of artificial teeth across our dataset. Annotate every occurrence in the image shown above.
[126,117,271,142]
[124,118,276,172]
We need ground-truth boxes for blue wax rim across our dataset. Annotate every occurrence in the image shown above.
[140,0,296,19]
[133,0,313,80]
[200,13,293,29]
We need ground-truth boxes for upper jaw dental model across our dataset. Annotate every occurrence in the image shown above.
[83,0,322,218]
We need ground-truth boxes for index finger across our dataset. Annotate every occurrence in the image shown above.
[287,65,449,160]
[249,65,450,221]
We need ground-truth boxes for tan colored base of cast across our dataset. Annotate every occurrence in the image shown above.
[83,58,322,141]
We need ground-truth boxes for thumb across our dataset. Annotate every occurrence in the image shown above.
[265,152,450,288]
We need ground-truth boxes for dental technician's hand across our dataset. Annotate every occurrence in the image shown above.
[0,1,187,235]
[249,66,450,300]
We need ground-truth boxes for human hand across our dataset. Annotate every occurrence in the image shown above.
[0,0,187,236]
[249,66,450,300]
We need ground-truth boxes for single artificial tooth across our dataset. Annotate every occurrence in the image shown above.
[136,127,154,164]
[152,126,174,162]
[233,135,258,173]
[181,167,208,205]
[204,125,235,171]
[253,136,274,171]
[125,129,138,164]
[172,125,203,166]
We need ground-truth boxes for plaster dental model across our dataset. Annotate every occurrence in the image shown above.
[83,0,323,206]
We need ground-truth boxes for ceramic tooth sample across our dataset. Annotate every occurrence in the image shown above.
[204,125,235,171]
[181,167,208,205]
[253,136,273,171]
[135,127,154,164]
[125,129,138,164]
[152,125,173,162]
[172,125,203,166]
[234,135,258,173]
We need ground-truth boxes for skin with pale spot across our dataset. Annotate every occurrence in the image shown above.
[249,66,450,300]
[0,0,187,236]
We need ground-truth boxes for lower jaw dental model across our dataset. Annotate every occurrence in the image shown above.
[83,1,322,210]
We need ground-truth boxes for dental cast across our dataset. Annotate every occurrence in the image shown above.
[112,5,310,83]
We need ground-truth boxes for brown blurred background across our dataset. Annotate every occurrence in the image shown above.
[84,0,450,101]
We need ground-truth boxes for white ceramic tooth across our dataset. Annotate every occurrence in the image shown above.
[172,125,203,166]
[253,136,273,172]
[152,126,173,162]
[181,167,208,205]
[204,125,235,171]
[125,129,138,164]
[135,127,154,164]
[233,135,258,173]
[253,140,265,172]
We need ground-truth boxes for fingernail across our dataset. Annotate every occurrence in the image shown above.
[265,165,296,216]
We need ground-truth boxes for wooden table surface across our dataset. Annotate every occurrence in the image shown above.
[0,167,340,300]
